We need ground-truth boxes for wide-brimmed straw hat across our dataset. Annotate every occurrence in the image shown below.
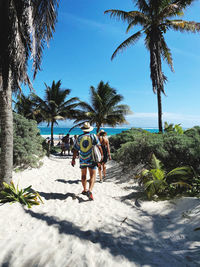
[81,122,94,132]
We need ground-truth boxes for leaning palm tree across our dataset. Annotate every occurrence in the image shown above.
[105,0,199,132]
[0,0,59,186]
[32,80,79,146]
[71,81,131,133]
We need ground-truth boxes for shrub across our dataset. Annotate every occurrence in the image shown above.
[110,127,200,173]
[109,127,152,152]
[13,113,45,168]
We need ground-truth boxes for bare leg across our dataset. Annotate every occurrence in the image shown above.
[98,164,103,181]
[81,168,87,192]
[88,168,96,192]
[102,163,106,178]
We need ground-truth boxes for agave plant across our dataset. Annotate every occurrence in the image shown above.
[137,154,194,199]
[0,181,44,208]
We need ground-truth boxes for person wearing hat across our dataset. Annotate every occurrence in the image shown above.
[71,122,103,200]
[97,130,111,182]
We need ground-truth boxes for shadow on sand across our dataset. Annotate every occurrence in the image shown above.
[37,191,89,203]
[19,208,200,266]
[55,179,80,184]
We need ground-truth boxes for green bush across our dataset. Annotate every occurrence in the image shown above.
[109,128,152,152]
[13,113,45,168]
[110,127,200,173]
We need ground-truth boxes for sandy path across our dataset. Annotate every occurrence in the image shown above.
[0,156,199,267]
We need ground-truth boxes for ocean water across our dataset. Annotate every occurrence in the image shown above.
[38,127,158,137]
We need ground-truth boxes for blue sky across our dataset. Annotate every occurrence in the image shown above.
[25,0,200,128]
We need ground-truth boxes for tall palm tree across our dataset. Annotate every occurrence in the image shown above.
[32,80,79,146]
[0,0,59,186]
[105,0,199,132]
[71,81,131,133]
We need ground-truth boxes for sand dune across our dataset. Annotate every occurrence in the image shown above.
[0,156,199,267]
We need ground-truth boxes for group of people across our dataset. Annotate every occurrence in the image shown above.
[60,134,78,156]
[71,122,111,201]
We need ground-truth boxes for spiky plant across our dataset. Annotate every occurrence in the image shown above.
[0,181,44,208]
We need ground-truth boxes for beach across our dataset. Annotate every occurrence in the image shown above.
[0,156,200,267]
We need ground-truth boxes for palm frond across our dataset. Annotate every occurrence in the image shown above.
[150,154,163,170]
[171,181,192,189]
[126,14,148,33]
[160,35,174,72]
[158,3,183,19]
[166,20,200,33]
[135,0,150,14]
[111,31,142,60]
[32,0,59,78]
[104,9,136,24]
[167,166,194,178]
[76,101,95,113]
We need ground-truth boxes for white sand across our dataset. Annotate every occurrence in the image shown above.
[0,157,200,267]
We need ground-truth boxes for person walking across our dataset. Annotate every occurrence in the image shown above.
[61,133,70,155]
[97,130,111,182]
[71,122,103,200]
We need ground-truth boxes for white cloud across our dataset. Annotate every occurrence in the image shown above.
[126,112,200,128]
[60,12,124,35]
[171,46,200,61]
[49,112,200,129]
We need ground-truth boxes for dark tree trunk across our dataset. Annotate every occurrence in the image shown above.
[150,32,164,133]
[0,78,13,188]
[96,123,101,134]
[157,89,163,133]
[50,121,54,146]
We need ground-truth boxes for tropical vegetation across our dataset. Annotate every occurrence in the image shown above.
[71,80,131,133]
[110,126,200,172]
[0,181,43,208]
[109,127,200,198]
[164,122,184,134]
[14,94,43,123]
[105,0,200,133]
[31,80,79,146]
[13,113,45,168]
[137,154,198,199]
[0,0,59,187]
[1,0,200,204]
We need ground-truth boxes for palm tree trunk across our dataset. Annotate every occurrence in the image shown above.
[157,89,163,133]
[96,124,100,134]
[150,35,164,133]
[50,121,54,146]
[0,76,13,188]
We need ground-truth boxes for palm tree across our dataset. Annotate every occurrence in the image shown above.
[105,0,199,133]
[0,0,59,186]
[32,80,79,146]
[13,94,43,123]
[71,81,131,133]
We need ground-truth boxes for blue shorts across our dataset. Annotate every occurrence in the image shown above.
[80,164,97,170]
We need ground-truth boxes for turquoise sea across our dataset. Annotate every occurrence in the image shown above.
[38,127,158,137]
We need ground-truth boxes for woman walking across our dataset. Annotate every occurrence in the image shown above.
[98,130,111,182]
